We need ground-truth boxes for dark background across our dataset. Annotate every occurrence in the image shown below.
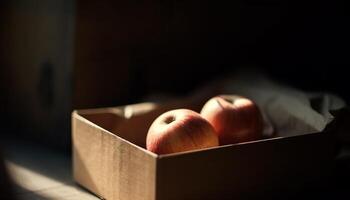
[0,0,349,199]
[72,0,350,106]
[0,0,349,149]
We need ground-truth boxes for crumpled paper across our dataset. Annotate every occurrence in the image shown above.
[220,69,346,137]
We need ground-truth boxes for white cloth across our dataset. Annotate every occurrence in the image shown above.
[221,69,346,137]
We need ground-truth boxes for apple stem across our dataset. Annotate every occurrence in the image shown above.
[164,115,176,124]
[215,99,224,109]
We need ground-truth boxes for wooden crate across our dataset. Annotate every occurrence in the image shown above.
[72,103,336,200]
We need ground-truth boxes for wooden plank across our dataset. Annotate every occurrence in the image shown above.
[2,138,99,200]
[14,184,98,200]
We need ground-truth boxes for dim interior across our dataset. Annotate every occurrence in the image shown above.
[78,104,274,153]
[79,104,166,148]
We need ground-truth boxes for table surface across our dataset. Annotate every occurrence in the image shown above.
[1,138,100,200]
[1,136,350,200]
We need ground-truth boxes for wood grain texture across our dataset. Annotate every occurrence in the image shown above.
[2,138,99,200]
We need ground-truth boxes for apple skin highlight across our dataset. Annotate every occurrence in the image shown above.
[200,95,263,145]
[146,109,219,155]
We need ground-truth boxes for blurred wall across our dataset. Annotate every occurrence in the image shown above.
[1,0,75,148]
[73,0,350,107]
[1,0,348,150]
[1,2,10,128]
[72,0,284,108]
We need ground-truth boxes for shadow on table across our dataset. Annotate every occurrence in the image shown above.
[0,150,16,200]
[0,136,100,199]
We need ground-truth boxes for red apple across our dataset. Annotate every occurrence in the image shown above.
[146,109,219,154]
[200,95,263,145]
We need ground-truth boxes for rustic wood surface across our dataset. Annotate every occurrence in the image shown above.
[1,138,99,200]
